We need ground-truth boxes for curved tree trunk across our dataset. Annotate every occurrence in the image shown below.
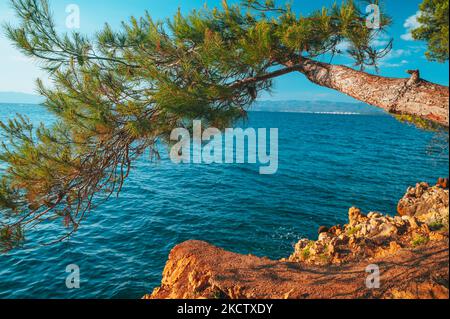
[286,58,449,127]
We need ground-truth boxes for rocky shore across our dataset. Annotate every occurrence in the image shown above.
[145,180,449,299]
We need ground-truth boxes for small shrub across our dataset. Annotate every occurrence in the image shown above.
[301,248,311,260]
[428,221,444,231]
[347,226,362,236]
[301,241,314,260]
[318,253,331,263]
[411,234,430,247]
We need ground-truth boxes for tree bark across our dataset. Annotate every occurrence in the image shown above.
[281,58,449,127]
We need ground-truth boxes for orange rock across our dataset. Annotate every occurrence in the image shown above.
[429,232,448,242]
[148,240,449,299]
[348,207,368,225]
[387,282,449,299]
[147,181,449,300]
[437,177,449,189]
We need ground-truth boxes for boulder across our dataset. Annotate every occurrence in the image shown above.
[437,178,449,189]
[397,181,449,228]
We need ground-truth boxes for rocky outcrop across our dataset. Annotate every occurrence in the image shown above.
[397,181,449,229]
[287,206,446,265]
[146,180,449,299]
[146,239,448,299]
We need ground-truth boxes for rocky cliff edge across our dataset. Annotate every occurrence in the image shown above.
[145,180,449,299]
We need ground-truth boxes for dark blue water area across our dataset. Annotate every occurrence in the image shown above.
[0,103,448,298]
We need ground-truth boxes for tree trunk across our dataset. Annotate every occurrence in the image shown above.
[285,58,449,127]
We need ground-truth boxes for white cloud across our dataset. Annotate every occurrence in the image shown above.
[376,49,411,68]
[371,33,391,48]
[372,39,390,47]
[336,37,411,69]
[336,40,351,52]
[378,59,409,68]
[383,48,412,59]
[335,34,390,53]
[401,33,414,41]
[401,12,422,41]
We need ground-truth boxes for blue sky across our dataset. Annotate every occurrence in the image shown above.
[0,0,448,102]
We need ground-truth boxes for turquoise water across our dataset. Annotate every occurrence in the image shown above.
[0,103,448,298]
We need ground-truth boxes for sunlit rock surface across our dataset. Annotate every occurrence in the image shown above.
[146,180,449,299]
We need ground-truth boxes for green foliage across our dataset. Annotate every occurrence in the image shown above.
[301,241,315,259]
[0,224,24,252]
[318,253,331,263]
[412,0,449,62]
[346,225,362,236]
[0,0,392,251]
[301,248,311,260]
[428,221,445,231]
[411,234,430,247]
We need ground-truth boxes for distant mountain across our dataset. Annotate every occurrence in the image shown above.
[0,92,44,104]
[252,100,385,115]
[0,93,385,115]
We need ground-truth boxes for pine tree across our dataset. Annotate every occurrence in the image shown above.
[0,0,448,251]
[412,0,449,62]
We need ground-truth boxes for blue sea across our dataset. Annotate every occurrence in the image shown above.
[0,103,448,299]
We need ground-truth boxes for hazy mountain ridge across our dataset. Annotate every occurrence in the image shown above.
[0,92,385,115]
[0,92,44,104]
[252,100,386,115]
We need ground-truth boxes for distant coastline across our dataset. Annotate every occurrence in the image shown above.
[252,100,386,115]
[0,94,386,115]
[0,92,44,104]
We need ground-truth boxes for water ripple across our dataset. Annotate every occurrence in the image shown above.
[0,106,448,298]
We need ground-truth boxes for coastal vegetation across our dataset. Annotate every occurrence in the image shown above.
[412,0,449,62]
[0,0,449,251]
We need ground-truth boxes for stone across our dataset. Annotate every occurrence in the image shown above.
[398,183,449,228]
[406,216,420,229]
[349,207,368,225]
[318,233,328,241]
[369,219,379,228]
[373,224,397,243]
[394,216,403,224]
[429,232,447,242]
[368,212,382,219]
[437,178,449,189]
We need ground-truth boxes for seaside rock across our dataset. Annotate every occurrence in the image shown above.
[372,223,398,245]
[437,178,449,189]
[329,225,342,236]
[397,181,449,229]
[318,232,330,241]
[375,241,403,258]
[348,207,368,225]
[289,182,449,266]
[147,182,449,300]
[147,240,448,299]
[318,226,329,235]
[368,212,382,219]
[386,281,449,299]
[430,231,447,241]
